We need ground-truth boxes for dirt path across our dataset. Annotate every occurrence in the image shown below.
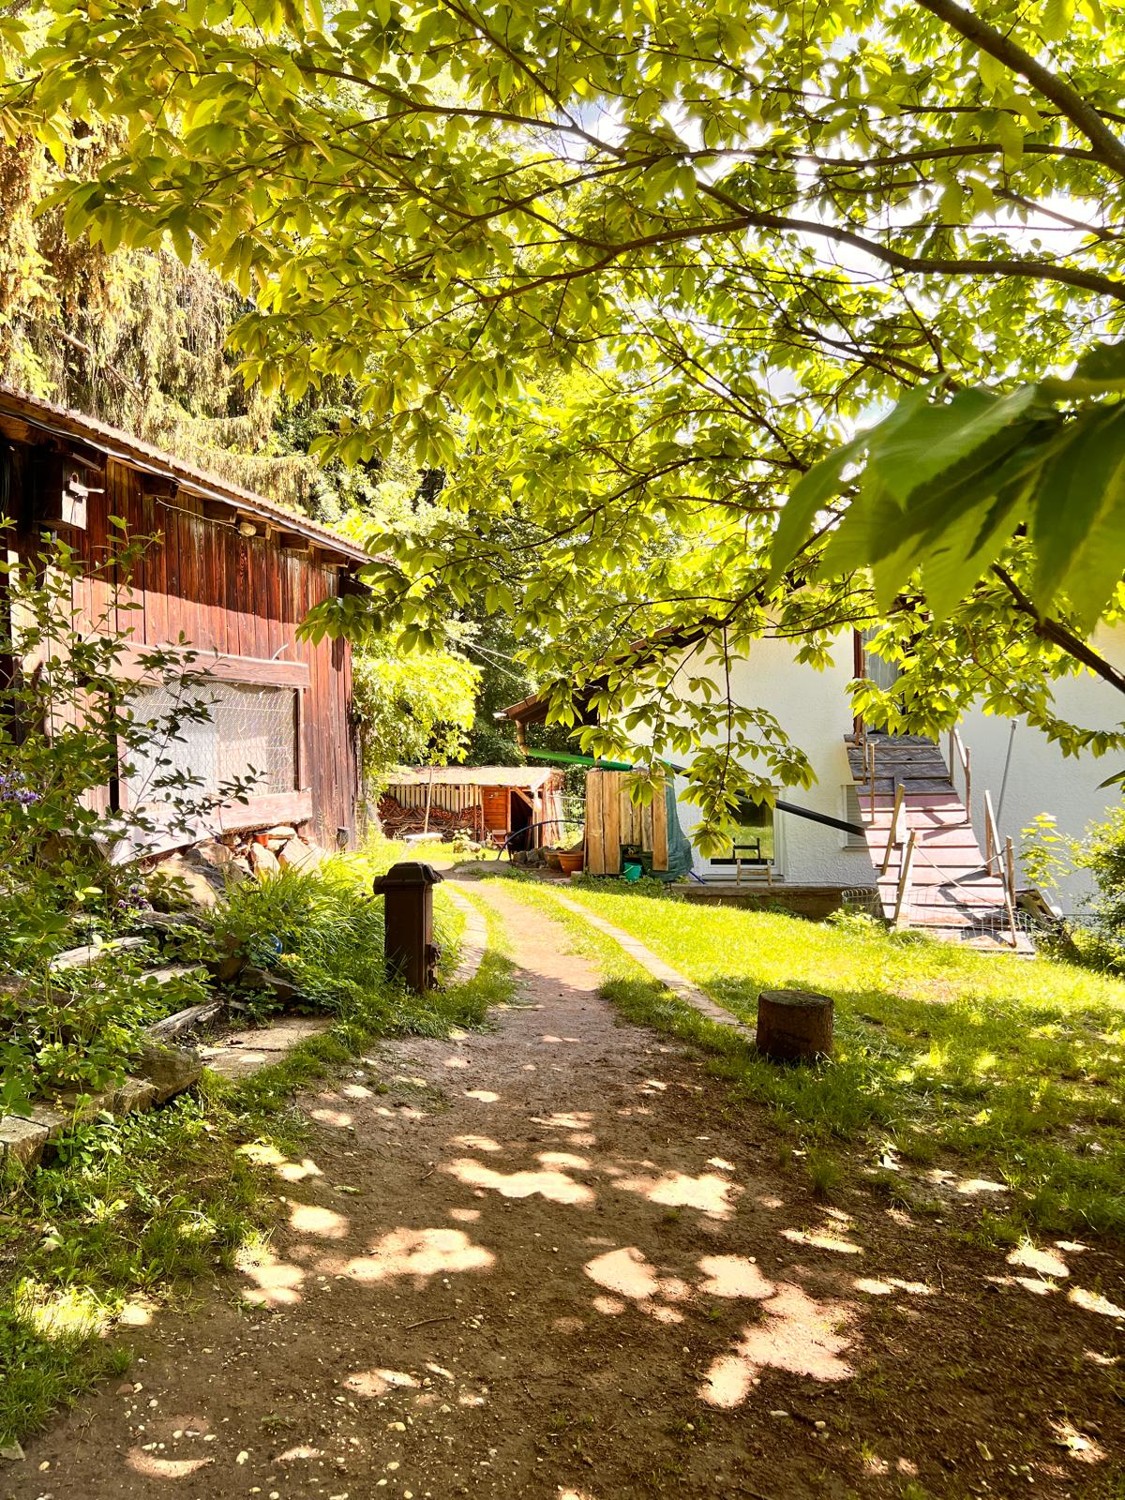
[6,882,1123,1500]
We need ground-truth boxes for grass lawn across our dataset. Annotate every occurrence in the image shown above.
[497,877,1125,1239]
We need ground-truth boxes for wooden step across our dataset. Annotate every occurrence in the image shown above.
[876,867,997,888]
[867,828,985,850]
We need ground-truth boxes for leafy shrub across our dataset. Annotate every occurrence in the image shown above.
[1078,804,1125,933]
[212,859,473,1034]
[0,533,249,1105]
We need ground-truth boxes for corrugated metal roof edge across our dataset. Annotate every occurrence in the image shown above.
[0,384,372,566]
[384,765,565,788]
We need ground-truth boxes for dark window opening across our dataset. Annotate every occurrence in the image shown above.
[708,796,775,867]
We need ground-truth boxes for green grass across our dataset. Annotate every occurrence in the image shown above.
[0,849,514,1448]
[492,876,1125,1237]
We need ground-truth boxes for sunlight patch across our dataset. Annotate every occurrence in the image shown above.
[614,1169,738,1219]
[339,1226,495,1284]
[781,1229,862,1255]
[275,1157,324,1183]
[585,1247,660,1301]
[699,1284,853,1409]
[443,1156,594,1206]
[236,1243,306,1307]
[290,1203,349,1240]
[1008,1243,1069,1279]
[16,1280,108,1342]
[1069,1287,1125,1319]
[698,1256,773,1300]
[1051,1420,1106,1462]
[344,1368,419,1398]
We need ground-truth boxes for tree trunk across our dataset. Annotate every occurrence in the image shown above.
[756,989,834,1062]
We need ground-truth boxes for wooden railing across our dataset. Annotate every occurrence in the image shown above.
[892,829,917,929]
[948,727,972,824]
[880,781,905,876]
[865,735,878,821]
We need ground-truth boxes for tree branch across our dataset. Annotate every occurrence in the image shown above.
[990,564,1125,695]
[915,0,1125,179]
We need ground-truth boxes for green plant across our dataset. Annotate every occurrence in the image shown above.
[0,532,253,1107]
[211,856,481,1034]
[1020,813,1077,894]
[807,1149,843,1201]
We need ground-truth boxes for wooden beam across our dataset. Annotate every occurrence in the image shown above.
[109,641,311,689]
[218,789,313,832]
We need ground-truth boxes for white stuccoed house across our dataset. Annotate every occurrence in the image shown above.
[502,625,1125,944]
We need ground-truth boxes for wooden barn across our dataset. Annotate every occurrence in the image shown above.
[0,386,365,851]
[380,766,567,849]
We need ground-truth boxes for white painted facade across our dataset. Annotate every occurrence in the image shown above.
[674,629,1125,910]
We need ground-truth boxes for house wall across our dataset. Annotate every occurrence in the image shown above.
[9,445,358,849]
[959,625,1125,910]
[672,630,1125,907]
[673,635,873,887]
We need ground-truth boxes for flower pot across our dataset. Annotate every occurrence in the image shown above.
[558,851,585,875]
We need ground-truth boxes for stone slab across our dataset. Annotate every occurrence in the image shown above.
[138,965,209,988]
[147,1000,225,1044]
[50,937,148,972]
[112,1077,160,1114]
[0,1115,50,1169]
[136,1039,204,1103]
[201,1017,331,1080]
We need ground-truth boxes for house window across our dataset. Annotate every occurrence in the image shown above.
[124,680,298,806]
[860,627,902,692]
[842,784,867,850]
[708,796,775,870]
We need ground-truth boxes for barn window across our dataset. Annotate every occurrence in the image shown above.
[707,796,774,870]
[125,680,298,805]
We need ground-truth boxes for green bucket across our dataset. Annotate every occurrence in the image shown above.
[622,860,644,882]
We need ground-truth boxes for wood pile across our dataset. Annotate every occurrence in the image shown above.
[378,796,483,840]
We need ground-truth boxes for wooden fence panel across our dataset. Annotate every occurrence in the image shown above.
[585,771,606,874]
[652,789,669,871]
[602,774,621,874]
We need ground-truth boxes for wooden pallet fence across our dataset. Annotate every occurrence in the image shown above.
[584,771,670,876]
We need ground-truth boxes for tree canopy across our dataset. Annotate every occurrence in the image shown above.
[7,0,1125,833]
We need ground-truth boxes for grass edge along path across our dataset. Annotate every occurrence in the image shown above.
[489,875,1125,1242]
[0,925,514,1450]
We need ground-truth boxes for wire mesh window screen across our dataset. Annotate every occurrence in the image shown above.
[126,680,297,804]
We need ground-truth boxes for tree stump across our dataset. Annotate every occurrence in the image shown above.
[756,989,834,1062]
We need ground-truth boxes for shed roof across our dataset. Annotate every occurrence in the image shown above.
[385,765,565,789]
[0,385,370,566]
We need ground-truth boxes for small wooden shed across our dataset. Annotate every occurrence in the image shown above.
[380,766,567,848]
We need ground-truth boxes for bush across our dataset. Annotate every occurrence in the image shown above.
[1078,803,1125,934]
[0,533,249,1106]
[212,858,473,1034]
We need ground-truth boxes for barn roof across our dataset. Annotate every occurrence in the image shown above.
[0,385,370,566]
[385,765,565,789]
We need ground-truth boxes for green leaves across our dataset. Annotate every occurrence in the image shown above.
[772,378,1125,625]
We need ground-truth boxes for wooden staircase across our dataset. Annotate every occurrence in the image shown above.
[845,734,1033,952]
